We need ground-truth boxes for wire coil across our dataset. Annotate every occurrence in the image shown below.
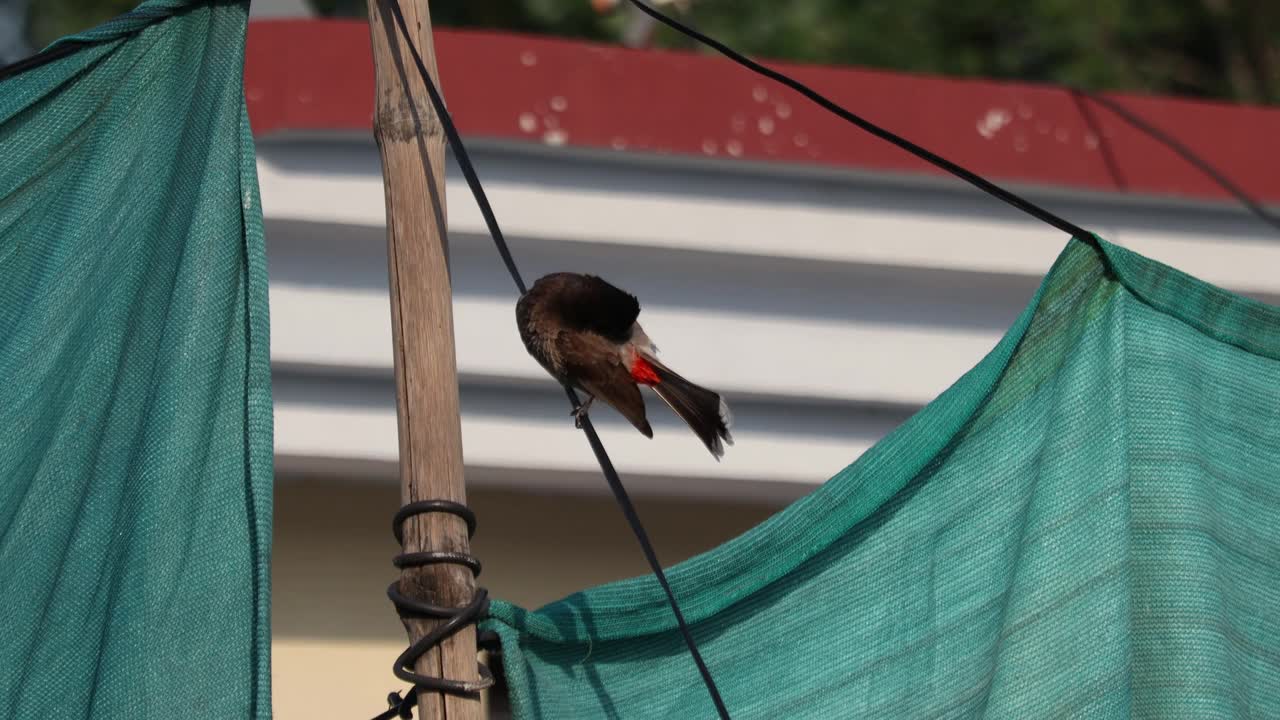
[373,500,495,720]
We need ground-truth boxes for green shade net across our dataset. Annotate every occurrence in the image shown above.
[486,236,1280,718]
[0,2,271,718]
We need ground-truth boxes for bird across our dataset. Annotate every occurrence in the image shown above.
[515,272,734,459]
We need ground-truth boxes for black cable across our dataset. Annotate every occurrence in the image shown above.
[383,2,731,717]
[373,690,415,720]
[625,0,1092,240]
[1069,87,1280,235]
[0,7,176,83]
[629,1,1280,241]
[562,388,732,718]
[0,42,89,83]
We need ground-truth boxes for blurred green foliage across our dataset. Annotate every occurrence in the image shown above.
[25,0,137,49]
[19,0,1280,104]
[678,0,1280,104]
[313,0,615,38]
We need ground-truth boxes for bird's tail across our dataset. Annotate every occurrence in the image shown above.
[644,357,734,460]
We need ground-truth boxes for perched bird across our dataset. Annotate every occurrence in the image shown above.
[516,272,733,459]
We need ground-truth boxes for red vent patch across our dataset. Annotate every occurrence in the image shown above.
[630,355,661,385]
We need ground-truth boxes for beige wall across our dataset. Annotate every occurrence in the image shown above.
[271,477,783,718]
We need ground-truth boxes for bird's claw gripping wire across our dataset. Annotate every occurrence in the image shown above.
[571,395,595,429]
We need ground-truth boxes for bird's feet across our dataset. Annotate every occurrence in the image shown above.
[571,395,594,429]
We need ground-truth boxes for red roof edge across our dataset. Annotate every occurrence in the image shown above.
[244,19,1280,206]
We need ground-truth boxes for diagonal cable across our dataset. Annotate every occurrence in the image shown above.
[625,0,1091,239]
[1069,87,1280,235]
[627,0,1280,241]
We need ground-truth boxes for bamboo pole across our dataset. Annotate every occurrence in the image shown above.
[364,2,482,718]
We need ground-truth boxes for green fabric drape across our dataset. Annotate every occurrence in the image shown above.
[0,3,271,717]
[486,236,1280,719]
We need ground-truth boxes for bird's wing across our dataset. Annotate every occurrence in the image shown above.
[558,274,641,343]
[557,330,652,438]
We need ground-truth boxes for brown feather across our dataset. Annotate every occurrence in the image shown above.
[556,330,652,437]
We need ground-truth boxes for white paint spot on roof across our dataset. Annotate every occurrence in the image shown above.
[550,96,568,112]
[1055,127,1069,143]
[1084,133,1100,150]
[775,102,791,119]
[976,108,1011,139]
[726,139,744,157]
[518,113,538,133]
[542,114,560,130]
[610,137,628,150]
[793,133,809,147]
[757,116,775,135]
[752,86,768,103]
[702,139,718,155]
[246,88,263,102]
[297,91,313,104]
[520,51,537,67]
[542,129,568,146]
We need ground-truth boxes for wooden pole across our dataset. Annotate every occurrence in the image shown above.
[364,2,482,719]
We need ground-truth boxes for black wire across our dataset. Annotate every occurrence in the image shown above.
[383,2,731,717]
[1069,87,1280,235]
[0,7,175,83]
[629,0,1280,241]
[0,42,89,83]
[562,386,732,718]
[625,0,1092,240]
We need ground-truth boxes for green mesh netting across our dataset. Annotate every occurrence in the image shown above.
[0,3,271,717]
[485,236,1280,719]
